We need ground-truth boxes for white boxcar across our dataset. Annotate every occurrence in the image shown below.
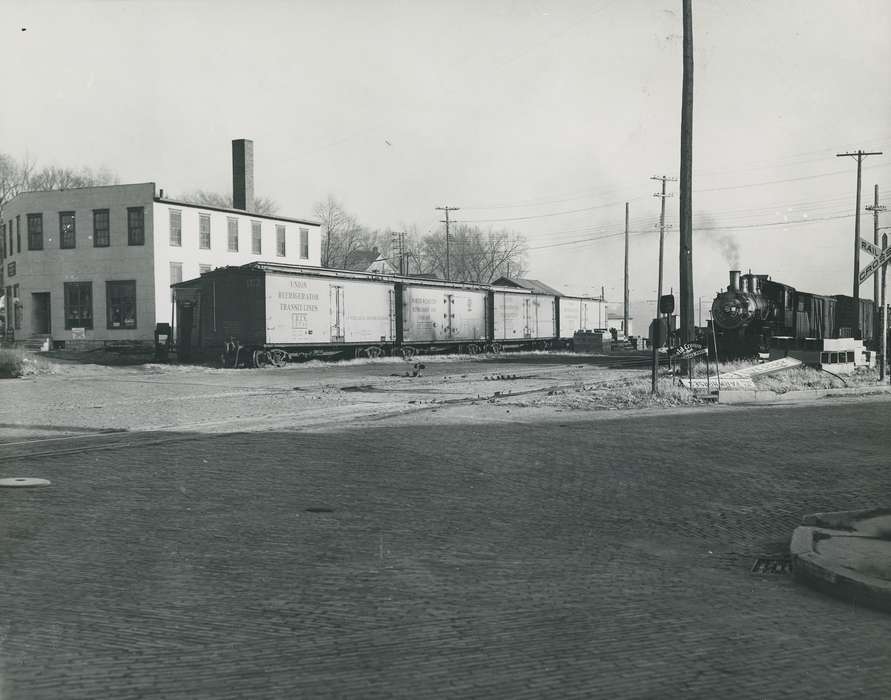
[264,271,396,346]
[402,284,488,344]
[558,296,608,338]
[492,289,556,341]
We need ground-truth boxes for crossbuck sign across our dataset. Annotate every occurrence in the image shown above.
[859,237,891,283]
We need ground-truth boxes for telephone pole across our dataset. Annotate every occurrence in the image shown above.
[651,175,676,394]
[651,176,676,315]
[624,202,629,338]
[837,149,882,335]
[390,230,407,275]
[865,185,886,302]
[435,206,459,281]
[678,0,695,344]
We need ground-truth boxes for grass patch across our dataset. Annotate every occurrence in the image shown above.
[0,348,24,378]
[536,373,704,411]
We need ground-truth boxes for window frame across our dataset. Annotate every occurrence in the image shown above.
[199,213,211,250]
[27,213,43,251]
[59,211,77,249]
[227,217,239,252]
[64,281,93,330]
[106,280,138,330]
[12,283,20,329]
[277,225,287,257]
[16,215,20,253]
[169,261,183,285]
[92,209,110,247]
[127,207,145,246]
[299,227,309,259]
[169,208,182,247]
[251,220,262,255]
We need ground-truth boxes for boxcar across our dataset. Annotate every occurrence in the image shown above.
[557,295,608,339]
[491,288,557,347]
[400,283,489,348]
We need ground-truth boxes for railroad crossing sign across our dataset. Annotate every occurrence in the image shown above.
[858,237,891,283]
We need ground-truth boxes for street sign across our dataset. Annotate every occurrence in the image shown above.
[666,343,706,359]
[859,246,891,283]
[860,237,881,257]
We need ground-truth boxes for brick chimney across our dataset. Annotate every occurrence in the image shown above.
[232,139,254,212]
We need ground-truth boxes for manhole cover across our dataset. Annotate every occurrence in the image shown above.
[751,555,791,574]
[0,477,51,488]
[305,507,334,513]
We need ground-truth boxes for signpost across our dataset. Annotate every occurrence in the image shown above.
[859,236,890,380]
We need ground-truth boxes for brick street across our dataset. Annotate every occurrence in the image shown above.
[1,362,891,698]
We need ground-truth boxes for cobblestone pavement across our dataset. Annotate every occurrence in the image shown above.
[2,366,891,698]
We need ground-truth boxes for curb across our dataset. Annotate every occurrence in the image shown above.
[790,509,891,614]
[719,384,891,404]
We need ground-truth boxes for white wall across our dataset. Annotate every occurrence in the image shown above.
[152,201,321,326]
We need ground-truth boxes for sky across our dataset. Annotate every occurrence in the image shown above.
[2,0,890,320]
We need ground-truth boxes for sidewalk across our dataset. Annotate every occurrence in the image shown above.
[791,509,891,613]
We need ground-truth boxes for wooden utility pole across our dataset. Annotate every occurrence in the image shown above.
[624,202,629,338]
[435,206,459,281]
[882,233,888,381]
[837,149,882,335]
[865,185,886,302]
[679,0,694,344]
[651,175,676,394]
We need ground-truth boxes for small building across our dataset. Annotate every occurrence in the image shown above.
[0,140,321,348]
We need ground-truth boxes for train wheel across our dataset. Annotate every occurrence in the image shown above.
[490,343,503,354]
[466,343,480,355]
[252,350,272,368]
[362,346,383,359]
[269,348,289,367]
[399,346,416,360]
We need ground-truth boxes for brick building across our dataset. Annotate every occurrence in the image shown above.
[0,140,321,348]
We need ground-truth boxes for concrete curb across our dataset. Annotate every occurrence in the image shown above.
[719,384,891,404]
[790,508,891,614]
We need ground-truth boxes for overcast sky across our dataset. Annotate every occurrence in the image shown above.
[3,0,890,315]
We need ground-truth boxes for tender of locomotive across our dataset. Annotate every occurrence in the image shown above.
[172,262,609,366]
[711,270,877,361]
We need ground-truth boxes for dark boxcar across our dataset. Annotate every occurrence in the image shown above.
[834,295,875,341]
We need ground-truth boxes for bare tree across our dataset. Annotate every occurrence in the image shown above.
[177,190,278,216]
[312,195,377,269]
[420,224,527,283]
[27,165,118,191]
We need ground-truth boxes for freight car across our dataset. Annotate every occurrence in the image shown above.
[711,270,878,359]
[172,262,608,366]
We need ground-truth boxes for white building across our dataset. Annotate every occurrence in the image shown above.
[0,140,321,348]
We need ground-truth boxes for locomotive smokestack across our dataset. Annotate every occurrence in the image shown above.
[729,270,741,292]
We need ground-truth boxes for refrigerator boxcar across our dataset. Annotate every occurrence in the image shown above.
[491,288,557,348]
[557,296,609,340]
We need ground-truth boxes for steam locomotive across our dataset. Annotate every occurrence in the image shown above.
[710,270,878,359]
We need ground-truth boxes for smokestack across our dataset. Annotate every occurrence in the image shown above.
[729,270,740,292]
[232,139,254,212]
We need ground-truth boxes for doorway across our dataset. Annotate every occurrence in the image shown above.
[31,292,51,334]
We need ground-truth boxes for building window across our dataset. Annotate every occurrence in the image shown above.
[251,221,262,254]
[60,211,76,249]
[169,209,182,246]
[16,215,21,253]
[7,220,12,256]
[127,207,145,245]
[199,263,212,274]
[170,261,183,285]
[276,225,286,257]
[7,262,15,277]
[1,222,5,259]
[93,209,110,247]
[27,213,43,250]
[64,282,93,329]
[300,228,309,259]
[106,281,137,329]
[847,351,855,363]
[12,284,20,329]
[199,214,211,250]
[227,217,238,252]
